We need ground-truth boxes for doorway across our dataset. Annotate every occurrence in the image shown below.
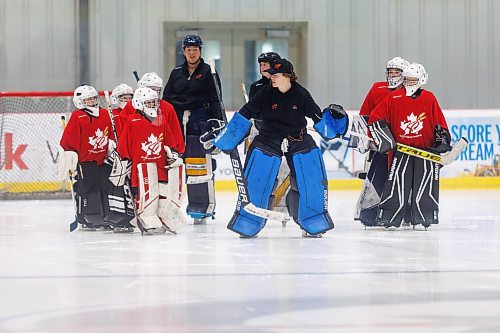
[163,22,307,110]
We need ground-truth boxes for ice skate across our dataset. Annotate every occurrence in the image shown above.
[301,230,322,238]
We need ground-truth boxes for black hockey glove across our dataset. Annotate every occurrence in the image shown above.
[429,124,452,154]
[199,119,226,155]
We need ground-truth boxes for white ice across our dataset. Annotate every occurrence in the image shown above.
[1,189,500,333]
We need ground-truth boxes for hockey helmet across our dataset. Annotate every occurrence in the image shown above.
[182,35,203,49]
[73,85,99,117]
[386,57,409,88]
[132,87,159,120]
[403,63,428,97]
[257,52,281,64]
[138,72,163,96]
[110,83,133,109]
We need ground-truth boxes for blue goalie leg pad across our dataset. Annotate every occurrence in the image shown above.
[292,148,334,235]
[228,148,281,237]
[213,112,252,153]
[313,110,348,140]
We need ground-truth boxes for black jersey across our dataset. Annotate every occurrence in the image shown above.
[249,77,270,100]
[239,81,323,139]
[162,58,223,120]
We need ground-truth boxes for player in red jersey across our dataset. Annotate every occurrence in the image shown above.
[367,63,451,229]
[117,87,185,235]
[58,85,119,230]
[355,57,410,227]
[109,83,133,136]
[119,72,185,155]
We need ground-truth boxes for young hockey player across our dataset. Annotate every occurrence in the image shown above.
[117,87,185,235]
[58,85,122,230]
[162,34,224,224]
[212,59,348,238]
[109,83,133,136]
[248,52,281,100]
[355,57,409,227]
[119,72,185,155]
[367,63,451,229]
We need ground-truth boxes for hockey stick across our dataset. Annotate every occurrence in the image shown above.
[133,70,140,82]
[349,130,468,166]
[208,60,284,221]
[241,83,249,103]
[61,116,79,232]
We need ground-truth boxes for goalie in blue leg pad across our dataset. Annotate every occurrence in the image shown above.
[213,112,252,153]
[313,104,349,140]
[290,147,334,235]
[228,147,281,237]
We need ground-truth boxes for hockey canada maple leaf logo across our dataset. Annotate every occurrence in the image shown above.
[141,133,163,158]
[400,112,426,138]
[88,127,108,153]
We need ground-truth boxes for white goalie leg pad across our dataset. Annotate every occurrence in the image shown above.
[137,162,163,230]
[158,166,187,232]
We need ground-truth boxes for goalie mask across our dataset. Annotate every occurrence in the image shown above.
[403,63,428,97]
[73,85,99,117]
[386,57,409,89]
[133,87,159,121]
[111,83,133,109]
[138,72,163,96]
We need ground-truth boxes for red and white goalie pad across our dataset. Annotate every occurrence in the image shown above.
[158,163,186,232]
[137,162,163,230]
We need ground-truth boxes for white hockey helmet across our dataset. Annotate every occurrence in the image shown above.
[138,72,163,96]
[110,83,133,109]
[386,57,409,88]
[403,63,428,97]
[132,87,159,120]
[73,85,99,117]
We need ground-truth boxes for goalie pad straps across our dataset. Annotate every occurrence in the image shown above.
[137,162,163,230]
[367,119,396,154]
[158,165,186,232]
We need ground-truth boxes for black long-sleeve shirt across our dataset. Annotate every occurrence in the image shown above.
[248,76,270,100]
[162,58,223,121]
[239,81,323,139]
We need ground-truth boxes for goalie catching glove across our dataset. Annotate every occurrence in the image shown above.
[164,146,184,169]
[199,119,225,155]
[313,103,349,140]
[57,146,78,180]
[429,124,452,154]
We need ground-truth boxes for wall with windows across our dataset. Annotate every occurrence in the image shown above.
[1,0,499,110]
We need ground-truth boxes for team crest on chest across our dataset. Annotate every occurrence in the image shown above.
[88,127,109,153]
[141,133,163,157]
[271,103,278,110]
[400,112,426,138]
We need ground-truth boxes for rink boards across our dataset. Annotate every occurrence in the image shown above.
[0,110,499,193]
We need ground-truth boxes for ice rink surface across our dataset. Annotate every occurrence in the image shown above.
[0,189,500,333]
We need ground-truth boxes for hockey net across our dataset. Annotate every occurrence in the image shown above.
[0,91,78,199]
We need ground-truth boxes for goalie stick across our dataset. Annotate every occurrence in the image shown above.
[133,70,140,82]
[348,130,468,166]
[209,60,284,222]
[61,116,79,232]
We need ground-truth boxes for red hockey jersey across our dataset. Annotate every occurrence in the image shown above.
[368,89,448,149]
[117,114,177,187]
[60,109,115,166]
[359,81,396,117]
[120,100,185,154]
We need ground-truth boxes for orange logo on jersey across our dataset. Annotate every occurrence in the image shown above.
[271,103,278,110]
[195,74,203,79]
[141,133,162,157]
[88,128,108,153]
[274,63,281,70]
[400,112,426,138]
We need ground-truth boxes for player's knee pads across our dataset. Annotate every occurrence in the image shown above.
[158,182,186,232]
[291,147,334,235]
[184,135,216,218]
[228,148,281,237]
[411,157,440,227]
[213,112,252,153]
[74,162,103,216]
[136,162,163,230]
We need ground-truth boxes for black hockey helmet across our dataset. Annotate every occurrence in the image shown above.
[182,35,203,49]
[257,52,281,64]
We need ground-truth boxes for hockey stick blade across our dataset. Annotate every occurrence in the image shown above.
[243,203,285,221]
[69,219,78,232]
